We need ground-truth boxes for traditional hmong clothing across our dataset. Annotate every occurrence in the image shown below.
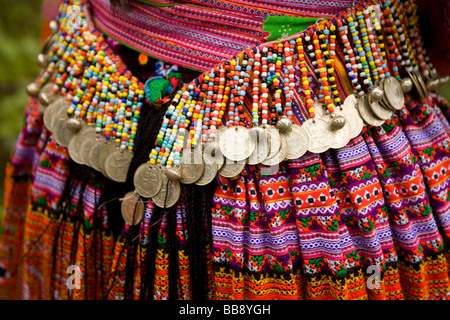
[1,0,450,301]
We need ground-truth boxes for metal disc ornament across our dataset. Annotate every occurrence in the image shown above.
[68,133,85,165]
[261,133,288,166]
[302,118,331,153]
[88,138,107,173]
[121,191,144,226]
[218,158,246,178]
[43,96,64,132]
[283,124,309,160]
[195,155,219,186]
[202,140,225,170]
[357,95,385,127]
[79,129,97,167]
[248,126,270,165]
[133,162,163,198]
[104,149,134,183]
[219,125,255,162]
[152,173,181,208]
[369,99,393,121]
[179,149,205,184]
[329,116,351,149]
[263,125,282,160]
[97,142,118,177]
[337,94,364,139]
[383,77,405,110]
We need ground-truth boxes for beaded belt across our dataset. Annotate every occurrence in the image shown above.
[29,0,449,221]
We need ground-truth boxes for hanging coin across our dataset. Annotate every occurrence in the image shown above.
[329,116,351,149]
[217,125,227,137]
[369,98,393,121]
[368,84,385,103]
[401,77,413,93]
[263,124,281,161]
[78,128,97,167]
[219,126,255,162]
[26,82,42,98]
[275,116,292,134]
[218,158,246,178]
[383,77,405,110]
[407,70,426,101]
[66,117,83,133]
[165,165,182,181]
[261,133,288,166]
[195,155,219,186]
[301,118,331,153]
[104,149,134,183]
[415,71,429,99]
[336,94,364,139]
[179,148,205,184]
[69,122,90,165]
[36,53,49,69]
[88,138,107,173]
[68,132,85,165]
[152,173,181,208]
[51,108,70,146]
[43,96,64,132]
[121,191,144,226]
[203,140,225,170]
[282,124,309,160]
[97,142,117,177]
[50,99,71,133]
[59,117,82,148]
[37,82,55,113]
[133,162,163,198]
[248,126,270,165]
[356,95,385,127]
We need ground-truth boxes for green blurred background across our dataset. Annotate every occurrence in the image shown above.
[0,0,449,225]
[0,0,43,230]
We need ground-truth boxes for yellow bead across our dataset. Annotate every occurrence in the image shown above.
[308,107,315,113]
